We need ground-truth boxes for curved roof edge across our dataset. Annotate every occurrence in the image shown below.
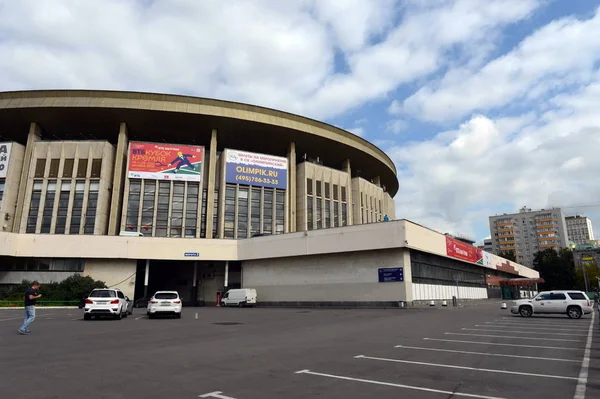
[0,89,397,178]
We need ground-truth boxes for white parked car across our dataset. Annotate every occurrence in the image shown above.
[221,288,257,307]
[147,291,182,318]
[511,290,593,319]
[83,288,130,320]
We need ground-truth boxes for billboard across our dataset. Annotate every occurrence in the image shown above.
[225,149,287,189]
[445,235,482,264]
[0,142,11,179]
[127,142,204,182]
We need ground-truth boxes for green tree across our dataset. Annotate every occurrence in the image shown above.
[0,275,107,302]
[498,250,517,262]
[574,260,600,293]
[533,248,576,291]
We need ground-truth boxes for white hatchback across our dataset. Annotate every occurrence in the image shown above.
[147,291,182,318]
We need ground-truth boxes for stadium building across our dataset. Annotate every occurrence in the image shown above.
[0,90,539,306]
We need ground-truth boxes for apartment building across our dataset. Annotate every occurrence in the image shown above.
[489,207,569,267]
[565,215,594,246]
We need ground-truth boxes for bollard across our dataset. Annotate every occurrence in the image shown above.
[442,300,448,307]
[452,296,457,307]
[195,312,198,320]
[501,302,507,310]
[429,300,435,307]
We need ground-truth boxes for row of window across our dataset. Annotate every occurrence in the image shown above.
[0,179,4,209]
[306,196,348,230]
[0,257,83,271]
[26,180,99,234]
[34,158,102,179]
[306,178,347,201]
[223,184,285,239]
[124,180,216,238]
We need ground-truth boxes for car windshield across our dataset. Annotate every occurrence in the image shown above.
[89,290,116,298]
[155,293,178,300]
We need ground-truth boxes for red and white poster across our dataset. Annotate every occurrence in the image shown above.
[127,142,204,182]
[445,236,482,264]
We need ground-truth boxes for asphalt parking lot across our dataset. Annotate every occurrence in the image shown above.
[1,302,599,399]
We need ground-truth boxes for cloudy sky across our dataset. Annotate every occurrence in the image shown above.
[2,0,599,244]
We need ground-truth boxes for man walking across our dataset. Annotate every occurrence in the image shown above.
[19,281,41,335]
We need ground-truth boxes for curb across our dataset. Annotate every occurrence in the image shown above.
[0,306,79,310]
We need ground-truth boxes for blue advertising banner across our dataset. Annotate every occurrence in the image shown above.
[225,149,288,189]
[378,267,404,283]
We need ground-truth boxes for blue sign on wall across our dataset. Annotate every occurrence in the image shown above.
[224,149,287,189]
[378,267,404,282]
[184,252,199,257]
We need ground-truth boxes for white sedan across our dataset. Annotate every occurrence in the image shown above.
[147,291,182,319]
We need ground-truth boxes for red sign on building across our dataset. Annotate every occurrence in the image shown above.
[445,236,481,264]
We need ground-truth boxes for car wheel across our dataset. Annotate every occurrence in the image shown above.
[84,314,91,321]
[115,310,123,320]
[148,314,155,319]
[519,305,533,317]
[176,313,181,319]
[567,306,582,319]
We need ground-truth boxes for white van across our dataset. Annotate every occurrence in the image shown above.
[221,288,257,307]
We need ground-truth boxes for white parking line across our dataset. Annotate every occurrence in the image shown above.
[481,323,579,331]
[0,312,55,322]
[574,311,595,399]
[135,315,146,320]
[354,355,579,381]
[494,319,587,327]
[423,338,581,350]
[445,332,581,342]
[0,316,23,322]
[295,369,507,399]
[394,344,580,363]
[501,317,588,323]
[461,328,587,336]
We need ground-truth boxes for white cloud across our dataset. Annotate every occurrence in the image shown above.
[402,6,600,122]
[0,0,543,121]
[386,119,408,134]
[391,74,600,241]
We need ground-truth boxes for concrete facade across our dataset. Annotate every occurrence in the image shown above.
[489,207,569,267]
[83,259,137,299]
[566,215,594,245]
[0,142,25,232]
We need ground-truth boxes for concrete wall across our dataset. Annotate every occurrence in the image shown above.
[83,259,136,299]
[0,142,25,232]
[412,283,488,301]
[0,270,78,285]
[351,177,389,224]
[242,248,410,303]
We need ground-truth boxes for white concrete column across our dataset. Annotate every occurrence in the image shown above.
[224,261,229,289]
[144,259,150,297]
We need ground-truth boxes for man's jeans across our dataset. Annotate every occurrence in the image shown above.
[20,305,36,331]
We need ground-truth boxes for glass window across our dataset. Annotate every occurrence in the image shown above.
[125,180,142,232]
[91,159,102,178]
[141,180,156,234]
[549,293,566,300]
[169,182,185,237]
[324,199,331,228]
[212,189,219,238]
[316,198,322,229]
[325,183,330,199]
[48,159,60,178]
[341,186,347,202]
[333,202,339,227]
[224,185,236,238]
[70,181,85,234]
[251,188,261,236]
[77,159,88,178]
[341,203,347,226]
[155,181,170,237]
[333,184,338,200]
[237,186,249,238]
[84,181,99,234]
[316,181,322,197]
[34,159,46,178]
[275,191,284,233]
[40,181,57,233]
[62,159,74,178]
[26,180,43,233]
[55,181,71,234]
[307,196,313,230]
[263,188,273,234]
[307,179,313,195]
